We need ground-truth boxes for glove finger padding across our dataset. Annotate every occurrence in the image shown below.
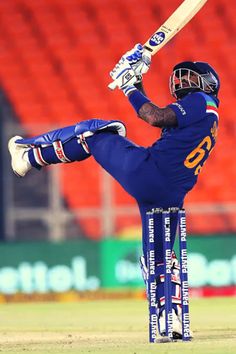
[125,43,152,77]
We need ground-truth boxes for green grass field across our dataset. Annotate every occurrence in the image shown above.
[0,297,235,354]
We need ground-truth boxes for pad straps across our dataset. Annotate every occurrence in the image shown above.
[52,141,71,163]
[33,147,49,166]
[33,140,71,166]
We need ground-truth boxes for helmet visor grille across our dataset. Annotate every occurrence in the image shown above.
[169,68,216,98]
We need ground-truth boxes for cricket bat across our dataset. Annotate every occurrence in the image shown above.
[108,0,207,90]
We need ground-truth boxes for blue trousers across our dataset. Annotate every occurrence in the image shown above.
[87,132,185,263]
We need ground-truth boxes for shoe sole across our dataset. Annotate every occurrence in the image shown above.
[8,136,25,177]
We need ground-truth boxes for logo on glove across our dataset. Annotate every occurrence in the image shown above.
[149,32,165,46]
[124,72,133,80]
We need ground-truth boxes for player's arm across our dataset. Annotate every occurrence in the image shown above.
[134,80,147,96]
[132,68,177,127]
[109,44,177,127]
[138,102,177,127]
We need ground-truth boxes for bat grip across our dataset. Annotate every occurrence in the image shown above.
[108,80,118,90]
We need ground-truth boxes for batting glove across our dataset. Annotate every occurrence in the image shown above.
[124,43,152,82]
[110,57,138,91]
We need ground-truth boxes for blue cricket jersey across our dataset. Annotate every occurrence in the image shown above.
[149,92,219,191]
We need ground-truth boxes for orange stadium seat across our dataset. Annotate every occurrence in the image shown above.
[0,0,235,238]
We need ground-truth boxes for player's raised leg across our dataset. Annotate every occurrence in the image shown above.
[8,119,126,177]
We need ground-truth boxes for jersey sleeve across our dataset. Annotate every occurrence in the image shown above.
[168,92,207,128]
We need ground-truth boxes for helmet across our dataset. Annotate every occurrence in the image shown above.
[169,61,220,99]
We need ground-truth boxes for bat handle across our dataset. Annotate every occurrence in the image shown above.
[108,80,118,90]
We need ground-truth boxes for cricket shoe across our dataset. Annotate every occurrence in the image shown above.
[8,136,32,177]
[158,309,183,340]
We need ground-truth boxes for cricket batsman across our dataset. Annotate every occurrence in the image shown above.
[8,44,220,339]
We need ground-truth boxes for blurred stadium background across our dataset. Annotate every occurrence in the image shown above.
[0,0,235,300]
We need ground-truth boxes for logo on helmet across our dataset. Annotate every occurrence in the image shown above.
[149,32,165,46]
